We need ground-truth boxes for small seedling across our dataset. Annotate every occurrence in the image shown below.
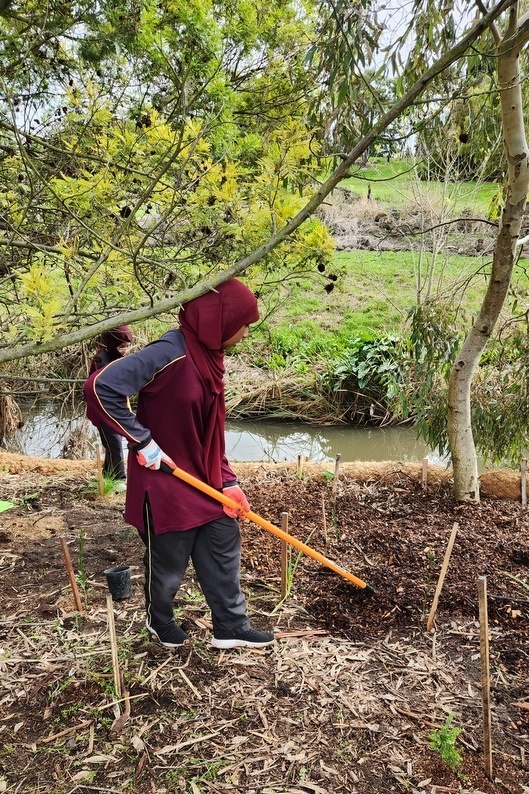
[17,491,40,508]
[273,529,315,610]
[429,712,462,772]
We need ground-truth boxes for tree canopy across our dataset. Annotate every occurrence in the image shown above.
[0,0,334,360]
[1,0,517,365]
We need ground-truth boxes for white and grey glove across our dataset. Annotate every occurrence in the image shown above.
[135,439,175,470]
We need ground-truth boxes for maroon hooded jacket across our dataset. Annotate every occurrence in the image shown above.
[84,280,259,534]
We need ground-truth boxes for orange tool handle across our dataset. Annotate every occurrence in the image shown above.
[161,462,373,593]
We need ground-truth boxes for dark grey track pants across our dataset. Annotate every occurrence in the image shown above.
[141,504,250,636]
[98,424,126,479]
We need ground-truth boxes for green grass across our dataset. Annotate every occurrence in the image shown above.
[255,248,529,350]
[341,158,499,215]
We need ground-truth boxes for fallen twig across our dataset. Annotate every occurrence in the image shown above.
[274,629,328,638]
[178,668,202,699]
[41,719,93,744]
[489,594,529,607]
[391,705,441,730]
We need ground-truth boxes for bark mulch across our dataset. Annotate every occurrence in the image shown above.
[0,460,528,794]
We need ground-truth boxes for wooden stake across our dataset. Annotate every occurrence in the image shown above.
[478,576,493,780]
[280,512,289,599]
[321,493,328,544]
[59,537,84,614]
[422,458,428,490]
[95,445,105,496]
[332,453,341,500]
[521,458,527,507]
[426,522,459,632]
[106,594,122,699]
[296,454,303,479]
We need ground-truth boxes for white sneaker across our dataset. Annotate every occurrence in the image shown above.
[211,627,275,649]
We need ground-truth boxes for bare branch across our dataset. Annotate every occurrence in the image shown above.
[475,0,502,45]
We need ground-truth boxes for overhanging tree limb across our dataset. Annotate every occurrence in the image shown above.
[0,0,516,365]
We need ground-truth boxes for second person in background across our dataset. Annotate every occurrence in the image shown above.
[88,325,134,490]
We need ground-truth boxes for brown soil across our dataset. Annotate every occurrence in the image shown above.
[0,457,528,794]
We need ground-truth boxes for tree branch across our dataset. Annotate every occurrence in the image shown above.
[0,0,517,365]
[475,0,502,45]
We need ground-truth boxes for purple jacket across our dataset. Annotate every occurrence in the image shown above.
[84,329,236,534]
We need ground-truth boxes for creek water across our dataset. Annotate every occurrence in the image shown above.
[1,400,445,465]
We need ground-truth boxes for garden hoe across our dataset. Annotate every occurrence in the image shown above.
[160,461,378,596]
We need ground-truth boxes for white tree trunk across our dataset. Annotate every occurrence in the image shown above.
[449,5,529,501]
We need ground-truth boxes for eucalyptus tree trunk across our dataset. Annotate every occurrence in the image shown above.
[448,4,529,501]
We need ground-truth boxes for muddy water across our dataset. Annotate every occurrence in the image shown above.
[226,419,443,464]
[2,401,444,464]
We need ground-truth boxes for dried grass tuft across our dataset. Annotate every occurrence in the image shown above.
[0,393,22,439]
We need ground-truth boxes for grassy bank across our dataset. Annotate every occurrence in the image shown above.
[259,249,529,342]
[342,158,499,214]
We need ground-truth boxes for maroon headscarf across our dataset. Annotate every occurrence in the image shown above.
[103,326,133,360]
[178,279,259,487]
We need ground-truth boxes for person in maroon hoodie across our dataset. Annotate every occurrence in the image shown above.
[89,325,133,487]
[84,280,274,649]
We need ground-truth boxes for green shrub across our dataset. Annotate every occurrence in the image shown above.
[323,334,410,423]
[429,713,463,772]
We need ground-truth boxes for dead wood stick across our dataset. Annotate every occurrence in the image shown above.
[392,705,442,730]
[99,692,148,711]
[489,594,529,606]
[142,653,189,687]
[332,453,341,500]
[478,575,493,780]
[521,458,527,507]
[59,537,84,614]
[106,594,122,699]
[95,444,105,496]
[512,701,529,711]
[178,668,202,699]
[321,493,327,544]
[422,457,428,490]
[426,522,459,632]
[41,719,93,744]
[280,512,288,599]
[87,722,95,754]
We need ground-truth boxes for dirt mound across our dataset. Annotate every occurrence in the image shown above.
[0,449,523,499]
[1,449,523,501]
[0,448,95,475]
